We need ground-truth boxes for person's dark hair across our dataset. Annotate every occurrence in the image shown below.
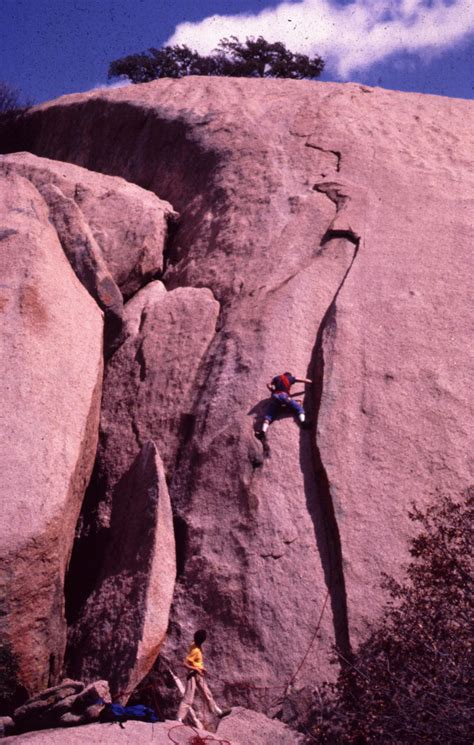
[194,629,207,646]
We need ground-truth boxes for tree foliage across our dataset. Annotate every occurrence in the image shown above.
[108,36,324,84]
[308,489,473,744]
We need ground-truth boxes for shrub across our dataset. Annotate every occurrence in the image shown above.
[308,489,473,744]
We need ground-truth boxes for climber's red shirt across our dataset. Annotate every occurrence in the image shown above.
[271,373,296,395]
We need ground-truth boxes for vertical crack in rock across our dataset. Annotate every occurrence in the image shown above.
[302,183,361,659]
[134,341,147,382]
[131,418,142,450]
[160,213,180,280]
[173,514,189,579]
[64,462,110,626]
[171,294,224,471]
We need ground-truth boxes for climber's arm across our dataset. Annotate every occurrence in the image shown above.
[183,661,206,676]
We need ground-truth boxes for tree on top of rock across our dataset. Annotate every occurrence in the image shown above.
[215,36,325,79]
[108,36,325,84]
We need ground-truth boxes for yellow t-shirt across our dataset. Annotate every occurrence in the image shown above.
[185,643,204,671]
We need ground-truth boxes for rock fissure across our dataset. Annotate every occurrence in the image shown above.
[172,515,189,579]
[169,303,223,479]
[130,418,142,451]
[159,213,180,283]
[305,234,360,659]
[134,342,147,383]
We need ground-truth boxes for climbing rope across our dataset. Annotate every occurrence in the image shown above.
[286,587,330,689]
[167,723,232,745]
[141,563,331,726]
[228,587,330,710]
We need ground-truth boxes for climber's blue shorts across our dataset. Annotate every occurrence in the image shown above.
[264,392,304,423]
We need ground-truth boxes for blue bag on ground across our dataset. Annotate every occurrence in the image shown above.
[100,701,160,725]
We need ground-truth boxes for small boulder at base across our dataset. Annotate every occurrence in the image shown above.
[217,706,304,745]
[13,680,84,726]
[12,679,110,733]
[0,716,15,737]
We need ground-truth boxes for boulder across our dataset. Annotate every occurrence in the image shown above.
[70,680,110,710]
[91,285,220,524]
[13,681,84,726]
[64,283,219,637]
[0,716,15,737]
[121,279,167,338]
[0,171,103,700]
[34,181,123,331]
[217,707,304,745]
[3,79,473,708]
[67,442,176,702]
[0,152,177,299]
[11,679,110,734]
[6,720,235,743]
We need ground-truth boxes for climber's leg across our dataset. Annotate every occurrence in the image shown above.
[177,673,197,722]
[196,676,223,716]
[256,396,280,438]
[286,397,310,427]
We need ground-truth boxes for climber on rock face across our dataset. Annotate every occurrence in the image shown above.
[177,629,226,724]
[256,372,313,439]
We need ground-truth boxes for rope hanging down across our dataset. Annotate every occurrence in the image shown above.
[148,587,331,733]
[230,588,330,709]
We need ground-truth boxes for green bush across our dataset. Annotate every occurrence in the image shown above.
[308,489,473,744]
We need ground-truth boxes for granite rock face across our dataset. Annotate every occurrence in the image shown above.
[0,171,103,700]
[2,78,473,714]
[67,442,176,702]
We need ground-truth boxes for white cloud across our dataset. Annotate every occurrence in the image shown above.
[165,0,474,78]
[76,79,132,96]
[93,79,132,91]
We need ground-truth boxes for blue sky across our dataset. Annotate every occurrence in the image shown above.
[1,0,473,104]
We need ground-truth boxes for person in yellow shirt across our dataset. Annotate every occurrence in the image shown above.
[177,629,225,723]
